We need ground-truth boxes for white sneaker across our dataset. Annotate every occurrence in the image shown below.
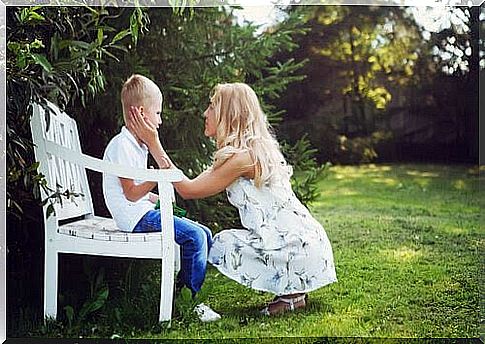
[194,303,221,322]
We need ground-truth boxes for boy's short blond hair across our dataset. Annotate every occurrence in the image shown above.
[121,74,163,121]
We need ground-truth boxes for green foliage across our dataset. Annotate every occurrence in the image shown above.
[276,6,425,163]
[41,183,85,218]
[63,286,109,333]
[6,7,152,337]
[6,6,148,221]
[282,135,331,205]
[337,131,393,164]
[61,262,109,334]
[173,287,200,323]
[310,6,422,109]
[168,0,200,16]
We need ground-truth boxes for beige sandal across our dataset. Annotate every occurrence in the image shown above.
[260,294,306,316]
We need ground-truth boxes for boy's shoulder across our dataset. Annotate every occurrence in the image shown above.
[106,129,125,146]
[103,128,134,157]
[104,130,123,150]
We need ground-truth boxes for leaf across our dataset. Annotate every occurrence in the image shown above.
[110,29,130,45]
[59,40,90,50]
[46,203,55,218]
[31,54,53,73]
[100,48,120,63]
[28,11,45,22]
[19,8,29,23]
[50,34,61,61]
[97,28,104,45]
[78,286,109,321]
[10,199,23,214]
[64,305,75,328]
[32,183,40,199]
[30,39,45,50]
[130,10,140,45]
[16,54,27,69]
[28,161,40,172]
[94,268,105,291]
[7,42,21,54]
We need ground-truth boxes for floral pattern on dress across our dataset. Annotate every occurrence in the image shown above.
[207,177,337,295]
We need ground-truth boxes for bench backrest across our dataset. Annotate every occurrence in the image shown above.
[30,101,94,222]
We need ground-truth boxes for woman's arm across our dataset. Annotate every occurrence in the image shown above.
[173,152,254,200]
[126,105,254,199]
[147,138,254,199]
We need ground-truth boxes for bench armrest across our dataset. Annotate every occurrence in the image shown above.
[43,140,184,182]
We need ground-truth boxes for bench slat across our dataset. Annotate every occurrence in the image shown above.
[58,216,163,242]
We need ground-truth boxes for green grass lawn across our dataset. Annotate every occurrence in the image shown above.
[24,163,484,339]
[145,163,483,339]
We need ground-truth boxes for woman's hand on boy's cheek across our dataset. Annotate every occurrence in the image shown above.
[129,106,159,146]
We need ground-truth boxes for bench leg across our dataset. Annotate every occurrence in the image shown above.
[159,258,175,322]
[44,249,58,321]
[174,244,181,274]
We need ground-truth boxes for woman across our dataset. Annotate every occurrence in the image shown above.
[128,82,337,315]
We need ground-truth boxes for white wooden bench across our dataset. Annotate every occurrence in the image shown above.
[30,100,183,322]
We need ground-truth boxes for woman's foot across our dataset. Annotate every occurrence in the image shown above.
[261,293,306,316]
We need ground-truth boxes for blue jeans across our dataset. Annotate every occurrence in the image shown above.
[133,210,213,296]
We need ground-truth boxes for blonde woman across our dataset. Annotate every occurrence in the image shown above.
[128,82,337,315]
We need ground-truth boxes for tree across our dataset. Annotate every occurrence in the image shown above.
[275,6,424,162]
[426,6,482,160]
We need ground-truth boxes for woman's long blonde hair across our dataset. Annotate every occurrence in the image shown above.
[211,83,292,187]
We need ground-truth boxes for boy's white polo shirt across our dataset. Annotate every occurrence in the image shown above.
[102,126,155,232]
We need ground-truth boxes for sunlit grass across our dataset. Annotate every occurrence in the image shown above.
[370,177,398,186]
[154,163,481,339]
[405,170,439,178]
[17,163,481,339]
[381,246,424,263]
[453,179,468,190]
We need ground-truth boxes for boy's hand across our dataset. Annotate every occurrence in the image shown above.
[128,106,159,148]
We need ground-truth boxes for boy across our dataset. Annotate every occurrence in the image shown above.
[102,74,219,321]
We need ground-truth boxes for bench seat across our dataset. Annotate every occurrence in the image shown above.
[58,216,163,242]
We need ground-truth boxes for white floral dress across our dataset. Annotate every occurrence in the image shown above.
[207,177,337,295]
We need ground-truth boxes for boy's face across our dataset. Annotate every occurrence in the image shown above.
[141,99,162,129]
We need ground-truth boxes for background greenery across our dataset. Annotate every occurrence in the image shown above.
[276,6,481,164]
[5,3,482,339]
